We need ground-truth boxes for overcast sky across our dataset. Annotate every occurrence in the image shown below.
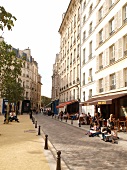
[0,0,69,98]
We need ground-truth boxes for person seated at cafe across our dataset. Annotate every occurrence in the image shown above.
[107,114,115,129]
[87,112,91,125]
[89,122,101,137]
[9,111,19,122]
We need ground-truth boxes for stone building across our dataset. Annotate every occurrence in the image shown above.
[57,0,81,114]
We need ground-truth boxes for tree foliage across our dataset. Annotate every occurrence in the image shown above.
[0,6,16,31]
[41,96,51,107]
[0,41,24,104]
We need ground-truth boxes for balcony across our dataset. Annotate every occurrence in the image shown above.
[99,40,103,45]
[73,80,75,84]
[110,58,115,64]
[99,65,103,70]
[109,30,115,36]
[66,84,68,88]
[99,88,103,93]
[125,82,127,87]
[110,84,116,90]
[69,82,72,86]
[124,18,127,24]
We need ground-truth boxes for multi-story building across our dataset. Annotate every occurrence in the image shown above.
[80,0,97,116]
[51,54,60,114]
[81,0,127,119]
[57,0,81,113]
[0,39,42,114]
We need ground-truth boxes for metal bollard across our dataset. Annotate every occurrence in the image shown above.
[66,117,67,122]
[71,118,73,124]
[56,151,61,170]
[44,134,48,150]
[79,121,81,127]
[35,121,37,128]
[38,125,41,135]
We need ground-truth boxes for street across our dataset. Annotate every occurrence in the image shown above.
[34,114,127,170]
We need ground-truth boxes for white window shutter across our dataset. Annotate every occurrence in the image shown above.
[118,38,123,59]
[116,71,120,89]
[117,9,122,29]
[119,69,124,88]
[115,40,118,61]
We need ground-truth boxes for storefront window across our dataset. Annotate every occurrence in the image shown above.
[120,98,127,117]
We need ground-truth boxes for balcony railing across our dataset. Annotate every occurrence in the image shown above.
[110,84,116,90]
[73,80,75,84]
[124,18,127,24]
[99,88,103,93]
[109,30,115,36]
[110,58,115,64]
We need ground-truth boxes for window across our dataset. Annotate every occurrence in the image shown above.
[99,79,103,92]
[83,15,86,25]
[74,48,76,60]
[77,25,80,39]
[125,68,127,86]
[88,68,92,82]
[74,15,76,27]
[73,67,76,83]
[89,41,92,59]
[77,64,80,81]
[70,37,72,48]
[109,0,115,9]
[83,1,86,10]
[89,4,93,15]
[83,31,86,42]
[99,53,103,69]
[83,91,85,101]
[70,70,72,83]
[110,73,116,90]
[77,7,80,21]
[70,53,72,65]
[123,4,127,23]
[109,18,115,35]
[99,7,103,21]
[89,89,92,99]
[109,44,115,63]
[83,48,86,64]
[83,73,85,85]
[124,35,127,56]
[99,29,103,44]
[68,27,70,37]
[89,22,92,34]
[71,21,73,32]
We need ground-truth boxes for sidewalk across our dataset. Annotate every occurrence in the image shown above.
[52,116,127,147]
[0,114,56,170]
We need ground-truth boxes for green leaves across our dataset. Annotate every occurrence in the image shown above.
[0,41,24,103]
[0,6,16,31]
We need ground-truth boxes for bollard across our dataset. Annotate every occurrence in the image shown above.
[56,151,61,170]
[38,125,41,135]
[79,121,81,127]
[71,118,73,125]
[66,117,67,122]
[35,121,37,128]
[44,134,48,150]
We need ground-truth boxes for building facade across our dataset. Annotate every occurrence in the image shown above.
[0,39,42,114]
[81,0,127,119]
[57,0,81,113]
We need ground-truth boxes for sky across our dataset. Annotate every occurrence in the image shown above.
[0,0,70,98]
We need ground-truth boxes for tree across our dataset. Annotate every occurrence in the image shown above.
[0,42,24,123]
[41,96,51,108]
[0,6,16,31]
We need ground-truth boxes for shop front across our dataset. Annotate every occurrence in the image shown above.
[84,92,127,120]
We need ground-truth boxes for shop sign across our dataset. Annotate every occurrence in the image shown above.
[98,101,106,105]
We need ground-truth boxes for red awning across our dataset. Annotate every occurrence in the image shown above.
[56,100,77,108]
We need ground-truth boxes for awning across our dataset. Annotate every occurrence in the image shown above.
[56,100,78,108]
[84,92,127,105]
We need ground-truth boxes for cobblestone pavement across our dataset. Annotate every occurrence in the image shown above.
[34,114,127,170]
